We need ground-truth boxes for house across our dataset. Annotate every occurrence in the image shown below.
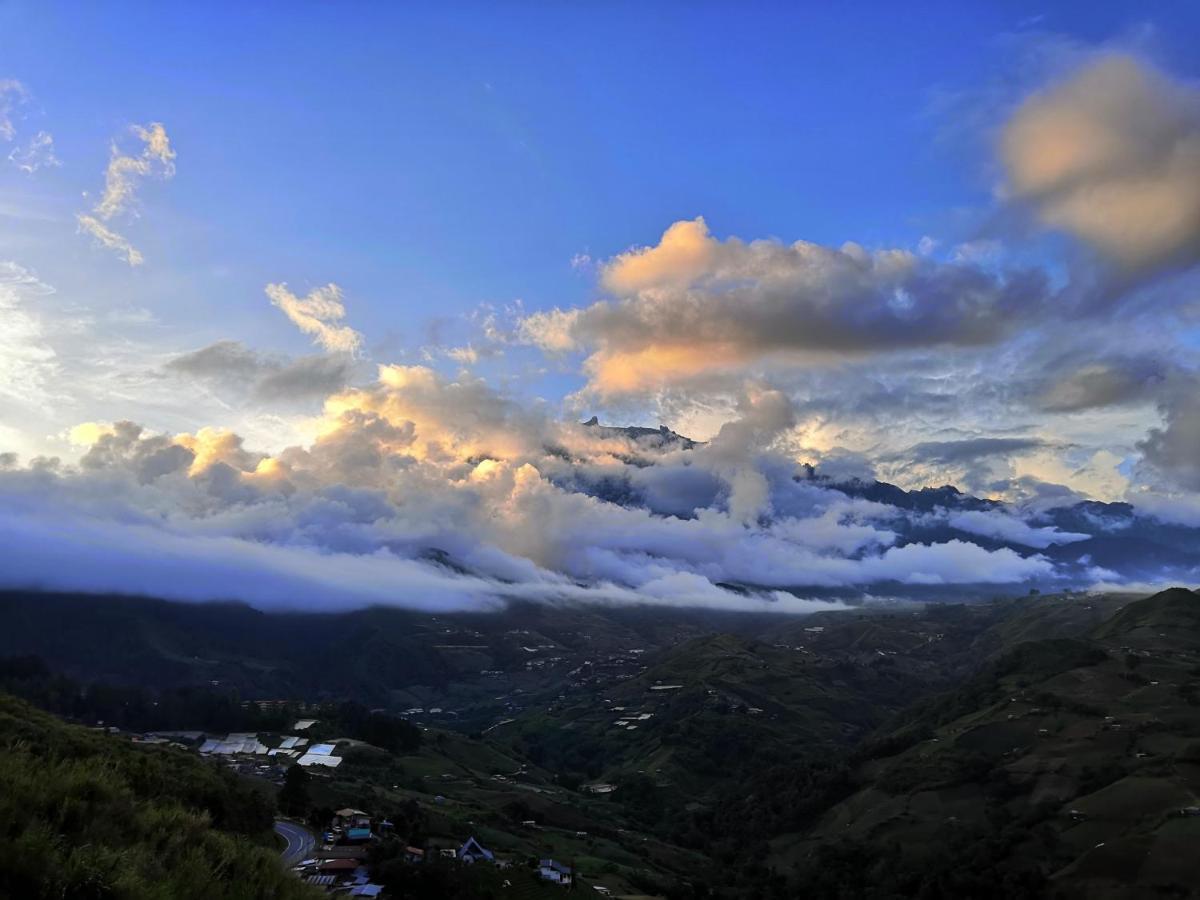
[404,846,425,864]
[457,836,494,863]
[333,808,372,829]
[539,859,573,885]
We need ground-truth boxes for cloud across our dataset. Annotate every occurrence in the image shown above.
[94,123,175,219]
[75,216,145,266]
[1032,355,1166,412]
[8,131,59,174]
[0,262,59,415]
[1001,54,1200,273]
[265,283,364,355]
[1137,376,1200,490]
[0,81,58,174]
[0,79,28,142]
[0,364,1100,613]
[166,340,356,403]
[519,217,1049,395]
[946,509,1090,549]
[903,436,1047,466]
[77,122,175,265]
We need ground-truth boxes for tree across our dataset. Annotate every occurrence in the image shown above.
[278,763,311,816]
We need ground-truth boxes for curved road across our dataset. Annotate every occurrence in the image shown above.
[275,818,316,868]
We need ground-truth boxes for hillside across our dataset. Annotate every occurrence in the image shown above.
[0,691,320,900]
[769,588,1200,898]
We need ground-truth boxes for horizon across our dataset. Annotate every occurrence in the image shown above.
[2,3,1199,610]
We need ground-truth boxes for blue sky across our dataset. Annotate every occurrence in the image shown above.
[0,3,1198,608]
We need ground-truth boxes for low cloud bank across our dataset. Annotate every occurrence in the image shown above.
[3,365,1190,614]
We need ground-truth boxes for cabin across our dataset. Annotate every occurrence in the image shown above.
[539,859,573,885]
[457,836,494,863]
[404,846,425,864]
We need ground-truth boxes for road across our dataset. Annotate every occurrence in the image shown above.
[274,818,316,868]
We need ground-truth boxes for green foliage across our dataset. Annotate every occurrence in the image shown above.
[0,692,319,900]
[277,764,310,817]
[318,700,422,753]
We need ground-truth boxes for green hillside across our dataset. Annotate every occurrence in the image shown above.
[770,588,1200,898]
[0,692,320,900]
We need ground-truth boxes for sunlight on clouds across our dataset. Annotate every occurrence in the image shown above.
[1002,54,1200,272]
[1013,448,1129,503]
[265,283,364,355]
[600,216,718,293]
[520,217,1048,396]
[76,122,176,266]
[94,123,175,219]
[75,215,144,266]
[68,422,116,446]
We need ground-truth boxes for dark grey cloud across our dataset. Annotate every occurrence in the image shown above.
[166,340,355,403]
[903,436,1047,466]
[1138,377,1200,490]
[1031,354,1167,413]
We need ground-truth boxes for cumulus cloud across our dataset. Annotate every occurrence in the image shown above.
[1001,54,1200,273]
[0,365,1096,613]
[519,217,1049,395]
[266,283,364,355]
[77,122,175,265]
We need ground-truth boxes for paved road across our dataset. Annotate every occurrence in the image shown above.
[275,819,316,868]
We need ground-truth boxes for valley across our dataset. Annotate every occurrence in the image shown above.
[3,587,1198,897]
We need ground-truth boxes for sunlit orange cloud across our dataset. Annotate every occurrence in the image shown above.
[600,217,718,293]
[584,343,748,396]
[1001,54,1200,271]
[175,427,258,475]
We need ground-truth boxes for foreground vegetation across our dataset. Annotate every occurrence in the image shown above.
[0,693,319,900]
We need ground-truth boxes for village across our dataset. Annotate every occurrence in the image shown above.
[284,808,593,896]
[126,713,636,897]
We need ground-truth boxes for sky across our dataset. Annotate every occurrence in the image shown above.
[1,2,1199,611]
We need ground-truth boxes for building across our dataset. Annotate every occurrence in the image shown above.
[539,859,573,885]
[457,836,494,863]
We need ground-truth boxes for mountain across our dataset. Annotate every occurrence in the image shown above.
[580,416,701,450]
